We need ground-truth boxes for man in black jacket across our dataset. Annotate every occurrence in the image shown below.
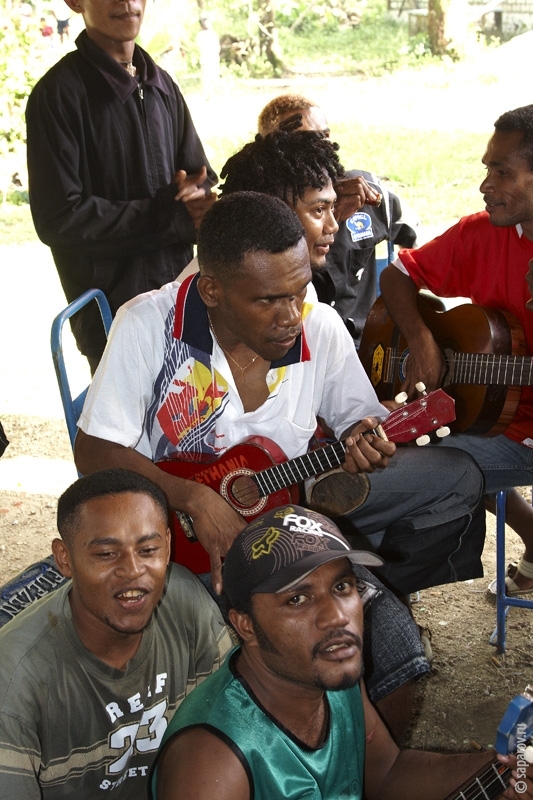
[26,0,216,371]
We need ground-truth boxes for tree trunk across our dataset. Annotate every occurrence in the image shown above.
[427,0,469,56]
[427,0,449,55]
[255,0,285,74]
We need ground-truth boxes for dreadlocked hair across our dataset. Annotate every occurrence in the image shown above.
[219,130,345,207]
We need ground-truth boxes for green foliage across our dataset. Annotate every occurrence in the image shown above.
[0,16,35,158]
[279,0,443,77]
[277,0,366,33]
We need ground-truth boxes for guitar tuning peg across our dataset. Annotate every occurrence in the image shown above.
[394,391,408,404]
[416,434,431,446]
[435,426,451,438]
[415,382,427,394]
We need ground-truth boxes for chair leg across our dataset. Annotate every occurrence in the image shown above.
[492,490,508,654]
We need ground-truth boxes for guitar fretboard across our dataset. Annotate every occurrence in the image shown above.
[448,352,533,386]
[446,759,510,800]
[384,350,533,387]
[254,441,347,497]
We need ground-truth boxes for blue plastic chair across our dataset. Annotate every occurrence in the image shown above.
[490,490,533,653]
[50,289,112,448]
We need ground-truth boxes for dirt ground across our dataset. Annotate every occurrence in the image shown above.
[2,33,533,759]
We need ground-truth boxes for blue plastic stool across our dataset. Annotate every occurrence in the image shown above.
[50,289,112,448]
[490,490,533,654]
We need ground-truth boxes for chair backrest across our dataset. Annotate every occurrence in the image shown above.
[50,289,112,448]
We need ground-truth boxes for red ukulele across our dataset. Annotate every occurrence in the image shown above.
[158,388,456,574]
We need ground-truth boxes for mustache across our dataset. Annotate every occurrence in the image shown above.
[311,629,362,659]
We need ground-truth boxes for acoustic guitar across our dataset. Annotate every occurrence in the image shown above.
[157,388,455,573]
[445,684,533,799]
[359,295,530,436]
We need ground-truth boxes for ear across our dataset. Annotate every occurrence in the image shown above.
[52,538,73,578]
[164,528,171,564]
[63,0,84,14]
[228,608,256,644]
[197,274,222,309]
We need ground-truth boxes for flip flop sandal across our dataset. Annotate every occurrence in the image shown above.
[487,563,533,596]
[418,625,434,665]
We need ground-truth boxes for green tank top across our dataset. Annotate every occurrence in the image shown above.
[151,649,365,799]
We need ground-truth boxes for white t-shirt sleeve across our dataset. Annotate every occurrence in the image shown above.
[77,293,170,458]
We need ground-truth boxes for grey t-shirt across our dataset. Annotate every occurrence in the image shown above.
[0,563,231,798]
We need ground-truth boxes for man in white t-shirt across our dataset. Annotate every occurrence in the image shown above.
[74,191,485,741]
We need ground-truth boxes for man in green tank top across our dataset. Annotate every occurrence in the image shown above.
[151,505,532,800]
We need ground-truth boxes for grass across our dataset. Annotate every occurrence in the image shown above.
[279,15,435,78]
[332,125,489,225]
[0,126,489,246]
[0,205,38,247]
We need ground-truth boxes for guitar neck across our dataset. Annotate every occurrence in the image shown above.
[254,440,347,497]
[445,758,511,800]
[449,352,533,386]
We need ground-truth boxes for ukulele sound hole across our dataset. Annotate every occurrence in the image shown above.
[220,469,267,516]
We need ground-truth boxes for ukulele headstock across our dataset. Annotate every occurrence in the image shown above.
[381,387,456,444]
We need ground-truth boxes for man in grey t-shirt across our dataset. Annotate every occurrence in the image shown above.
[0,469,232,799]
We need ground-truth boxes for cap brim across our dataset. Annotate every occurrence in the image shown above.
[254,549,383,595]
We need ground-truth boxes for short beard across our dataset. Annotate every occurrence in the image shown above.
[250,611,281,655]
[250,612,363,691]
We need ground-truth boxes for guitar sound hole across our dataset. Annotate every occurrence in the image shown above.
[228,475,261,509]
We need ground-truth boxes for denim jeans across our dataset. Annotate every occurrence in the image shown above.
[336,446,486,596]
[435,432,533,494]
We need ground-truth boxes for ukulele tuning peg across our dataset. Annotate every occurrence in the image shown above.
[435,426,451,438]
[415,382,427,394]
[394,391,408,404]
[416,434,431,446]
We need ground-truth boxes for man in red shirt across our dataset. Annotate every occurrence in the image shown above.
[380,103,533,595]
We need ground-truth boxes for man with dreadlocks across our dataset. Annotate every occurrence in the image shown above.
[256,94,417,347]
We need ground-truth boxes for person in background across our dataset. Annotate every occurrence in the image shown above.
[258,93,417,347]
[196,13,220,99]
[51,0,70,43]
[26,0,216,373]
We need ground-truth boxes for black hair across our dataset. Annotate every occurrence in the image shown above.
[197,190,305,280]
[57,469,169,544]
[494,105,533,171]
[219,130,345,207]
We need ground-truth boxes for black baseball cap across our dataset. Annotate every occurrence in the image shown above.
[223,504,383,610]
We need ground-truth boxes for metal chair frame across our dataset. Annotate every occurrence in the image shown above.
[490,489,533,653]
[50,289,112,448]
